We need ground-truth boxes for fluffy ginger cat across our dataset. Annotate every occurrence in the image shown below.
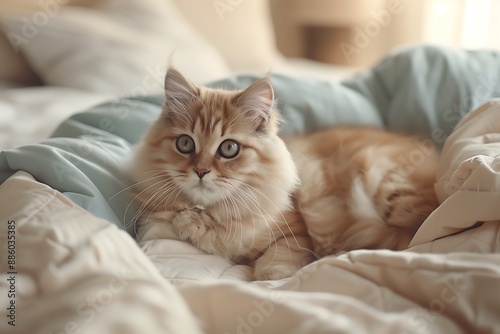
[127,68,439,280]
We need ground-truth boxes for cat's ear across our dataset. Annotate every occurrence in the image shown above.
[235,78,275,131]
[164,67,198,114]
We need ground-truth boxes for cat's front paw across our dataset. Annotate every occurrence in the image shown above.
[172,209,191,227]
[172,209,204,241]
[254,264,301,281]
[172,206,215,244]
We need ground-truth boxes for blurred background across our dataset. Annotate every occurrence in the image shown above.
[272,0,500,66]
[1,0,499,88]
[1,0,499,149]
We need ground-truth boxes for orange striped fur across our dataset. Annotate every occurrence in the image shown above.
[127,69,439,280]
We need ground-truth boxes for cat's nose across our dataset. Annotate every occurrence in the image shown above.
[193,167,211,179]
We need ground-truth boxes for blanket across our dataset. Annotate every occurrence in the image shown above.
[2,45,500,333]
[2,45,500,234]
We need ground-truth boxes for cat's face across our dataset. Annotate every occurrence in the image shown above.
[130,69,298,211]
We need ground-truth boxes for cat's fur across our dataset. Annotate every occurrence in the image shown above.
[127,68,439,280]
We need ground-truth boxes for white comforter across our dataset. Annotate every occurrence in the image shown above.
[2,100,500,334]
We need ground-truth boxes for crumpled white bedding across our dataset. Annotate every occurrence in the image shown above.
[2,100,500,333]
[0,171,202,334]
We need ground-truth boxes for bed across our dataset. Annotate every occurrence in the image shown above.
[2,1,500,334]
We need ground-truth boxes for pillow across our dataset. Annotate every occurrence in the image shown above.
[171,0,284,72]
[0,0,231,95]
[0,29,40,86]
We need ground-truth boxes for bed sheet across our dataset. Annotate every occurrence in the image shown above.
[2,45,500,333]
[1,100,500,333]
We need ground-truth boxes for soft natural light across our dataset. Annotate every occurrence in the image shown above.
[462,0,491,48]
[423,0,500,49]
[422,0,464,46]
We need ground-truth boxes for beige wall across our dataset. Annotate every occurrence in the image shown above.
[271,0,426,67]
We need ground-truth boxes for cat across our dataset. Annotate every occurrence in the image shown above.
[126,68,439,280]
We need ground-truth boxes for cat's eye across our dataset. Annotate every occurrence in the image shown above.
[176,135,195,154]
[218,139,240,159]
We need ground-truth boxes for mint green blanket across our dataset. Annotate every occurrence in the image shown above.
[1,45,500,233]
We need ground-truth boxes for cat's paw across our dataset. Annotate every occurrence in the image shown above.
[382,190,435,229]
[172,209,205,238]
[376,172,437,230]
[172,209,191,226]
[172,206,216,244]
[254,264,301,281]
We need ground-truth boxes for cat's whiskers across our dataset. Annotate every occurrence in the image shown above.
[125,68,441,280]
[128,173,180,224]
[234,179,297,239]
[229,187,262,258]
[137,184,183,239]
[121,174,171,224]
[128,169,172,177]
[221,188,246,257]
[233,179,319,262]
[123,180,170,234]
[216,182,260,259]
[214,185,238,242]
[108,171,166,203]
[132,181,179,230]
[167,175,190,209]
[224,181,286,264]
[142,182,180,217]
[135,184,172,229]
[221,180,268,221]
